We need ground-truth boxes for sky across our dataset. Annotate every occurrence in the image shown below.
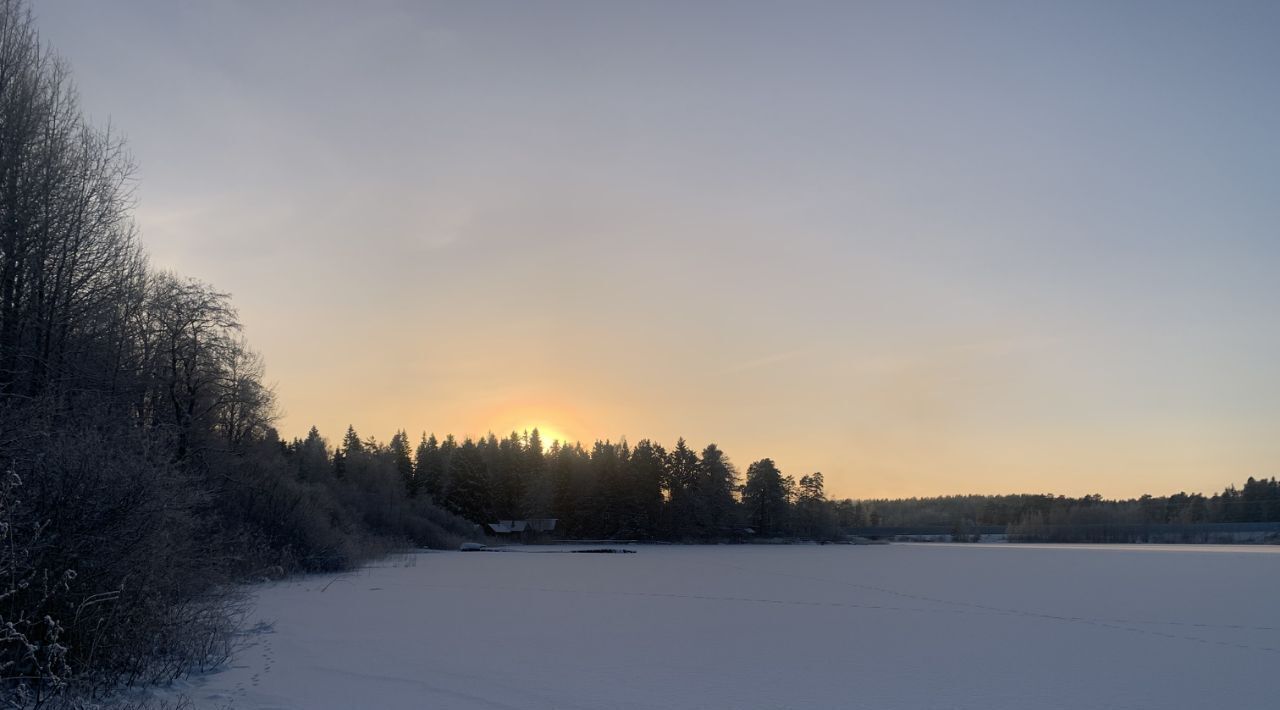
[35,0,1280,499]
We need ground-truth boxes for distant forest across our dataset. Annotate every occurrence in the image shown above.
[0,0,1275,706]
[287,425,1280,545]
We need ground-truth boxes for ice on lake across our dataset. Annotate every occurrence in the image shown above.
[168,544,1280,710]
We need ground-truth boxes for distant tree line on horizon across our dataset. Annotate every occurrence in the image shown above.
[849,478,1280,542]
[289,424,1280,545]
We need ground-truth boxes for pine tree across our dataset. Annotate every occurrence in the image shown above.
[523,428,550,517]
[589,440,627,537]
[698,444,739,537]
[296,426,330,482]
[549,441,586,536]
[743,458,790,536]
[795,472,838,540]
[626,440,667,538]
[341,425,363,457]
[334,425,366,479]
[388,430,415,495]
[487,432,524,520]
[664,438,700,538]
[439,434,458,497]
[415,433,445,501]
[444,439,491,523]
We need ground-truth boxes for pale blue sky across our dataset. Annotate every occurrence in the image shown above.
[36,1,1280,497]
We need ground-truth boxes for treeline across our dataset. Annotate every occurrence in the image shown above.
[848,478,1280,542]
[342,423,1279,545]
[304,427,842,541]
[0,3,473,705]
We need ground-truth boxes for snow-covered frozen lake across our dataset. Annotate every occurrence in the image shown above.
[173,544,1280,710]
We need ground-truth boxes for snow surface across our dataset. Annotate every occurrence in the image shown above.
[164,544,1280,709]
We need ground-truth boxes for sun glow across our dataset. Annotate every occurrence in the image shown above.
[522,423,571,449]
[492,403,585,451]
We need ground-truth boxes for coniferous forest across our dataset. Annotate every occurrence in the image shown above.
[0,1,1277,706]
[293,426,1280,545]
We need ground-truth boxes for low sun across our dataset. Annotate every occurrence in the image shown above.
[522,423,570,448]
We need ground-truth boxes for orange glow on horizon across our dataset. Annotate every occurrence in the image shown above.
[519,424,571,449]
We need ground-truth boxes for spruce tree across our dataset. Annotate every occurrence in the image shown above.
[698,444,739,537]
[664,438,700,538]
[297,426,330,482]
[743,458,790,536]
[389,430,415,495]
[341,425,363,457]
[415,433,444,501]
[627,440,667,538]
[523,429,550,517]
[444,439,491,523]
